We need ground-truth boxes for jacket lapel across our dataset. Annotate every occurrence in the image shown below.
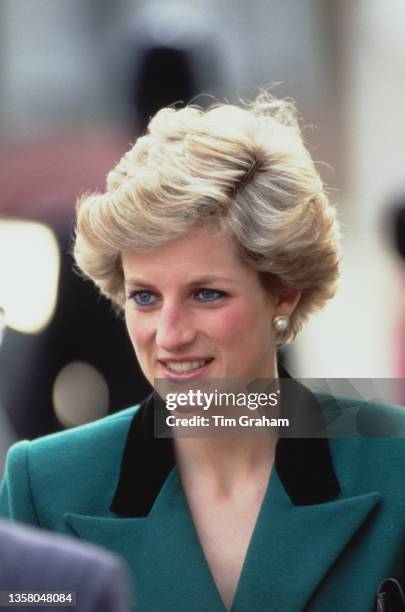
[233,465,381,611]
[65,469,225,611]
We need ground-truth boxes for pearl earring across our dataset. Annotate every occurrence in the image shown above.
[273,315,289,333]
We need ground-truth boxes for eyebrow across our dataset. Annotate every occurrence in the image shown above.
[125,275,236,289]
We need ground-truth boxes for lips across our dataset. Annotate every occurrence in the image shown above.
[163,358,211,372]
[159,358,214,379]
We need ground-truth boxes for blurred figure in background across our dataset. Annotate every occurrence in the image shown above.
[0,518,132,612]
[118,1,226,131]
[388,199,405,398]
[392,203,405,262]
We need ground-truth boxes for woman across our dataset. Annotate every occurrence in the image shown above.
[1,92,405,612]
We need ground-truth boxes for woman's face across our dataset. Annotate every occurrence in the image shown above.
[122,226,297,385]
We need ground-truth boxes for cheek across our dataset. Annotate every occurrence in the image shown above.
[214,299,273,353]
[125,311,150,351]
[205,304,254,345]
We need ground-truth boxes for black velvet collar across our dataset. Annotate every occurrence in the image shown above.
[110,367,340,517]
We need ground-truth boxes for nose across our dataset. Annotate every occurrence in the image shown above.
[155,301,196,351]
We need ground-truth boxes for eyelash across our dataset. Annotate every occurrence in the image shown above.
[127,289,227,308]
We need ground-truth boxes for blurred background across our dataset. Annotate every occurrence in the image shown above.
[1,0,405,474]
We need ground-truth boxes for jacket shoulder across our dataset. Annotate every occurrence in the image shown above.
[2,405,141,526]
[317,395,405,496]
[317,393,405,438]
[29,404,139,455]
[26,405,140,485]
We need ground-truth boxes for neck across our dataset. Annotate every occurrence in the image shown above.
[174,435,276,494]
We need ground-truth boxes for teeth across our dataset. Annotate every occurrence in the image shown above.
[165,360,209,373]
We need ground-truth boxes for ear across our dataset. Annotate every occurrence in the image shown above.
[275,290,301,318]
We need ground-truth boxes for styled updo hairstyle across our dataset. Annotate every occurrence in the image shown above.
[74,91,340,345]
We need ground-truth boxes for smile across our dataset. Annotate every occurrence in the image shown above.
[159,358,214,378]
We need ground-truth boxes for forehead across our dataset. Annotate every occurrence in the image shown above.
[122,226,248,281]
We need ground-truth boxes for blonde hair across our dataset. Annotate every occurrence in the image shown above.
[74,91,340,344]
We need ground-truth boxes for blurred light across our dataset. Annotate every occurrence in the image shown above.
[0,219,60,334]
[53,361,109,428]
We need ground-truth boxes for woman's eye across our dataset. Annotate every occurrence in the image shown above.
[130,291,157,306]
[195,289,225,302]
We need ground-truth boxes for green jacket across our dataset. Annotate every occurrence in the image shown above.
[1,386,405,611]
